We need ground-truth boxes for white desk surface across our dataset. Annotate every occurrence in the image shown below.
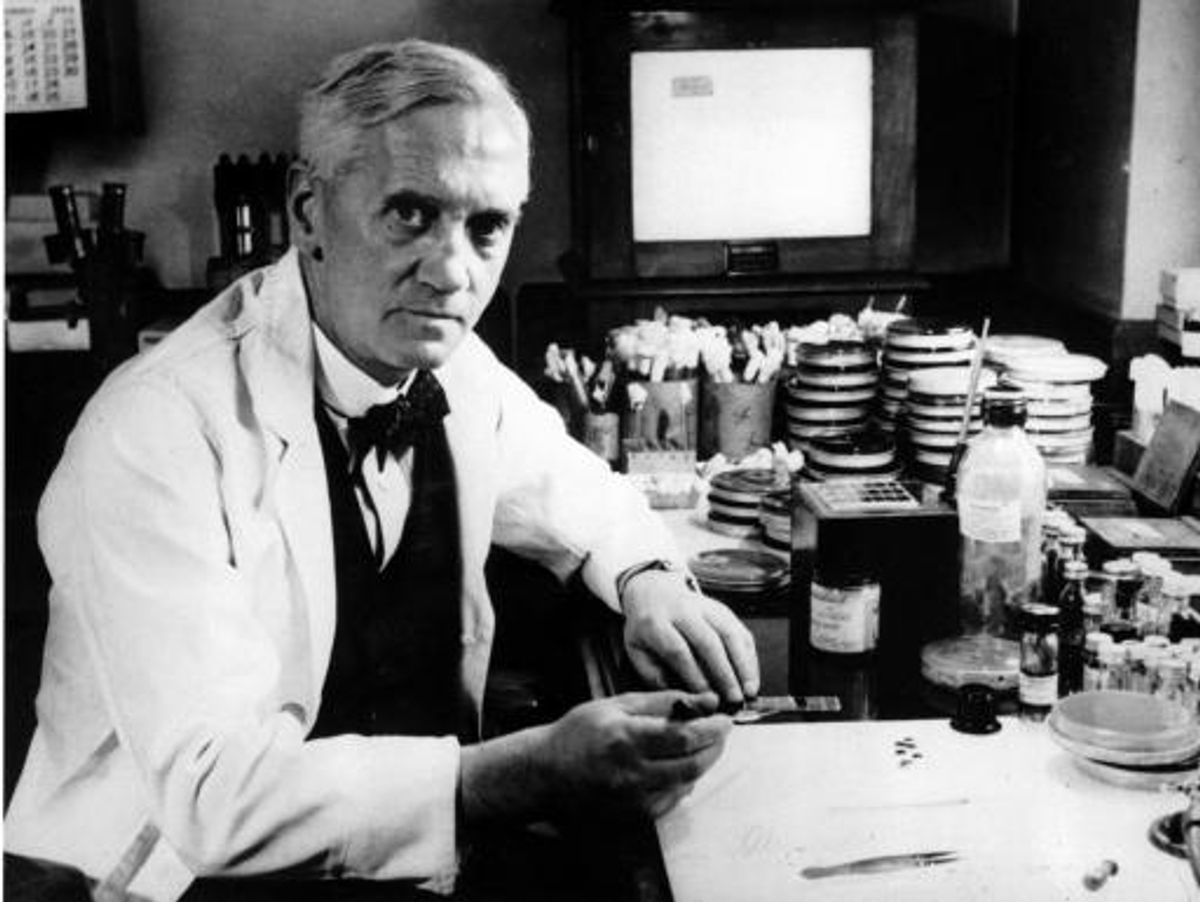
[658,717,1197,902]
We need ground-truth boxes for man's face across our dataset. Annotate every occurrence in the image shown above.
[298,101,529,384]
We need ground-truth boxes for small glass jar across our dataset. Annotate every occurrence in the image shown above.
[1098,643,1128,691]
[1185,657,1200,723]
[1083,593,1106,635]
[1131,552,1169,622]
[1019,603,1059,721]
[1160,573,1191,639]
[1155,657,1188,709]
[1101,559,1141,623]
[1082,631,1114,692]
[1125,642,1151,693]
[1142,645,1168,694]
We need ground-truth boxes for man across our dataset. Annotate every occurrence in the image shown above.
[6,39,758,901]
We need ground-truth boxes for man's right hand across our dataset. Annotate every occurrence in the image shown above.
[460,691,731,824]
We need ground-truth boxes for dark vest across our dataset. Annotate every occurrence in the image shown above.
[310,405,464,739]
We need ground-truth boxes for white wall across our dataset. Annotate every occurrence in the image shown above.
[1122,0,1200,317]
[16,0,569,293]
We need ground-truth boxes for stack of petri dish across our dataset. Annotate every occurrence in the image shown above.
[1001,353,1107,465]
[983,333,1066,373]
[877,319,977,434]
[707,467,791,538]
[802,429,901,482]
[757,489,792,553]
[903,366,997,484]
[784,342,878,446]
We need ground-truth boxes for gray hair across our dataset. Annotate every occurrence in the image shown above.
[298,39,529,179]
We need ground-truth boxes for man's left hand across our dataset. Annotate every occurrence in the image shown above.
[621,570,760,705]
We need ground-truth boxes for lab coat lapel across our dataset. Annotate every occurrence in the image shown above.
[236,252,337,713]
[438,345,498,729]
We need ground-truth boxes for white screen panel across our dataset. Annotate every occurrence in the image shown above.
[631,48,872,242]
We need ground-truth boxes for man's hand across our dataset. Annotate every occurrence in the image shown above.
[460,691,732,823]
[621,569,760,705]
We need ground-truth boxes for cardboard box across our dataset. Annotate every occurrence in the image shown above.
[1161,267,1200,308]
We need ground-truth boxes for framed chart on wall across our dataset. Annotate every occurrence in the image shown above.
[4,0,141,133]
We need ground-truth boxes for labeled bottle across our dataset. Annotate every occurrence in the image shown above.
[796,539,880,718]
[1019,603,1059,721]
[957,386,1047,645]
[1057,560,1088,696]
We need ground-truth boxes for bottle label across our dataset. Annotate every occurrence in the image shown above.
[959,497,1021,543]
[810,581,879,654]
[1019,672,1057,707]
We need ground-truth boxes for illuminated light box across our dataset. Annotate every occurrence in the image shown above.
[631,47,873,244]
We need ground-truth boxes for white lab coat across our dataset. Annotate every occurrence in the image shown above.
[5,249,681,900]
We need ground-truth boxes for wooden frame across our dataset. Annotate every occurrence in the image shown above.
[569,2,917,281]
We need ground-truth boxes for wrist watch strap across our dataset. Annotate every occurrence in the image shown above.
[615,558,700,604]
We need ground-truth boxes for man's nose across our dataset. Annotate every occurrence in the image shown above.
[416,225,471,295]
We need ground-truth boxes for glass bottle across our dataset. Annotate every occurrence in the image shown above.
[1057,560,1088,696]
[957,386,1047,649]
[1019,603,1059,720]
[1041,515,1063,606]
[797,539,880,719]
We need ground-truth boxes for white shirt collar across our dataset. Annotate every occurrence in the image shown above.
[312,323,416,418]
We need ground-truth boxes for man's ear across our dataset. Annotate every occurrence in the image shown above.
[288,163,324,261]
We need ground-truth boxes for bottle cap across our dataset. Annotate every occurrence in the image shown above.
[1059,525,1087,545]
[1102,558,1137,576]
[1020,602,1058,630]
[982,385,1028,428]
[1100,620,1139,643]
[1085,631,1114,651]
[950,682,1002,735]
[1062,560,1089,580]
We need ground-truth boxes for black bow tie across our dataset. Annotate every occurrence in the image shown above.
[345,370,450,470]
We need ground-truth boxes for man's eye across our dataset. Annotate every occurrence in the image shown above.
[384,200,431,234]
[469,214,510,249]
